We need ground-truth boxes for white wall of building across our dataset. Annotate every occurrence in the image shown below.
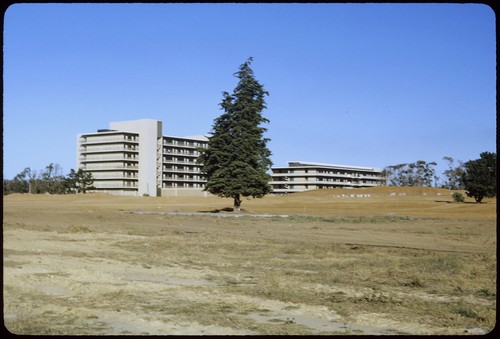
[109,119,162,197]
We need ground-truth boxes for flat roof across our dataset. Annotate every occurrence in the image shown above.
[271,161,381,172]
[164,135,209,141]
[79,130,138,136]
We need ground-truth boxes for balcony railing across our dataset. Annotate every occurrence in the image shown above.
[161,177,206,183]
[162,160,199,165]
[80,156,138,162]
[80,136,138,144]
[94,182,138,189]
[162,141,207,148]
[92,174,138,180]
[82,165,139,170]
[162,168,203,174]
[162,150,201,157]
[80,146,138,153]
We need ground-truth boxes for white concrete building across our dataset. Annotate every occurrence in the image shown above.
[77,119,208,197]
[158,135,209,197]
[270,161,384,193]
[78,120,384,196]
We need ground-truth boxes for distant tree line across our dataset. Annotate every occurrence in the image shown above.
[3,163,95,195]
[382,157,465,189]
[383,152,496,203]
[3,152,496,203]
[382,160,439,188]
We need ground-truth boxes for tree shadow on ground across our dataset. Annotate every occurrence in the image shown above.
[434,200,484,204]
[198,207,236,213]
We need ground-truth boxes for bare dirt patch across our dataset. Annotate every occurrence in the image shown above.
[3,187,496,335]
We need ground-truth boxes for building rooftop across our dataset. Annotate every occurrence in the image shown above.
[273,161,382,172]
[176,135,209,141]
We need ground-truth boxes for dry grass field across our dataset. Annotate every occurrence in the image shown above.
[3,187,496,335]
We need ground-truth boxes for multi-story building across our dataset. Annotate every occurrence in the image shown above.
[78,119,384,196]
[77,119,208,197]
[270,161,384,193]
[158,135,209,197]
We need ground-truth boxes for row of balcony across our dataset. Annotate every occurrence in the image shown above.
[80,136,139,145]
[161,183,205,188]
[270,180,381,186]
[94,182,138,189]
[82,165,138,170]
[271,173,384,181]
[92,174,138,180]
[161,140,207,148]
[160,167,203,173]
[161,149,201,157]
[160,177,206,182]
[162,160,199,165]
[80,155,138,162]
[80,146,138,153]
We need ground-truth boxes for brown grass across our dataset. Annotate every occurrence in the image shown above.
[3,187,496,335]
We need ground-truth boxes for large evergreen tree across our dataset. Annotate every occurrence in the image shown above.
[198,58,272,211]
[461,151,496,203]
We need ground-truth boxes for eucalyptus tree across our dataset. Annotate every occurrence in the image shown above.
[441,156,465,190]
[383,160,438,187]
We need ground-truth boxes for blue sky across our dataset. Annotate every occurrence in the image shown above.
[3,3,496,181]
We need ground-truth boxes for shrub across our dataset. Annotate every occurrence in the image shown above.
[452,192,465,203]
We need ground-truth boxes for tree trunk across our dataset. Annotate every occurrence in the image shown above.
[233,194,241,212]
